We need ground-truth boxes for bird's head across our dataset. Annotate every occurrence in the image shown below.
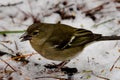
[20,23,46,42]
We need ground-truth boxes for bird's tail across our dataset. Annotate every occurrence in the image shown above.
[94,34,120,41]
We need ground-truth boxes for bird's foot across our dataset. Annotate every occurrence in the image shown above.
[44,60,70,72]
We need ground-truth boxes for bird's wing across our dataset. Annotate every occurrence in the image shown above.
[69,29,95,46]
[48,28,98,50]
[60,29,95,49]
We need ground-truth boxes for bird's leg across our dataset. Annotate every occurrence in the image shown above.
[44,60,70,71]
[55,60,70,71]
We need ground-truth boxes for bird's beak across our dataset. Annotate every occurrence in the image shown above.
[20,32,32,42]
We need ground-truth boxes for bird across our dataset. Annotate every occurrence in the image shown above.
[20,22,120,68]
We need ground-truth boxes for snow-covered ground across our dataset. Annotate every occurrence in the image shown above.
[0,0,120,80]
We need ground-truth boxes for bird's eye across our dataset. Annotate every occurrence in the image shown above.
[32,30,39,35]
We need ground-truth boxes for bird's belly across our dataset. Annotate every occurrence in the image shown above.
[30,40,84,61]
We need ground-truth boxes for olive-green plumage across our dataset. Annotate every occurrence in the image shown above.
[20,23,120,61]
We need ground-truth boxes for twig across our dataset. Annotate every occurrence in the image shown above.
[16,3,40,23]
[64,4,74,9]
[110,55,120,71]
[35,76,67,80]
[27,0,39,23]
[0,1,23,7]
[16,6,30,17]
[92,18,115,28]
[82,2,109,21]
[92,72,109,80]
[0,43,14,53]
[83,2,109,14]
[27,0,33,15]
[0,58,17,72]
[14,41,18,51]
[0,40,12,44]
